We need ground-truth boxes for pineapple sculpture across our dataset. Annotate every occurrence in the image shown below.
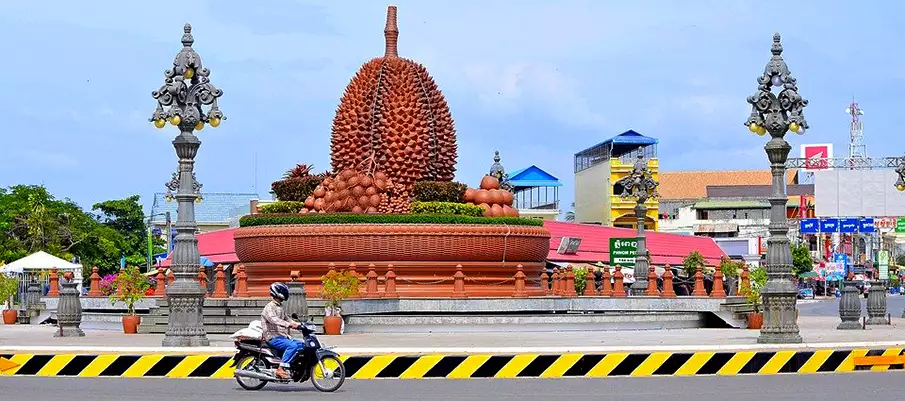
[329,5,457,213]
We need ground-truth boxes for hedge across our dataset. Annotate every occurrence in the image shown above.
[412,181,467,203]
[239,213,544,227]
[409,201,484,217]
[258,201,306,214]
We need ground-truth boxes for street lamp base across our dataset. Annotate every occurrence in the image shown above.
[162,282,210,347]
[630,281,648,296]
[756,332,803,344]
[836,321,862,330]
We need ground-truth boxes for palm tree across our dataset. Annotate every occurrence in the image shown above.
[565,202,575,222]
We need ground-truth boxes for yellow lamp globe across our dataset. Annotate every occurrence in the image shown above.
[169,115,182,126]
[209,117,221,128]
[184,67,195,79]
[153,119,166,129]
[195,121,204,131]
[756,125,767,136]
[748,123,760,133]
[789,122,800,133]
[897,184,905,192]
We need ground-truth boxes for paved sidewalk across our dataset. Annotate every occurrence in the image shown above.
[2,316,902,351]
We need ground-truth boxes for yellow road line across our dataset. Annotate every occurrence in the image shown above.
[122,355,163,378]
[36,354,75,377]
[540,354,582,378]
[717,352,755,376]
[494,355,536,379]
[631,352,672,377]
[675,352,714,376]
[400,355,444,379]
[351,355,396,379]
[799,350,833,374]
[586,353,629,378]
[447,355,490,379]
[758,351,796,375]
[166,355,209,378]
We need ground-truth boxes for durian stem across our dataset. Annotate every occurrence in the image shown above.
[384,5,398,57]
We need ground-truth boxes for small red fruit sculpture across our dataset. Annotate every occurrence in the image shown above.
[464,176,519,218]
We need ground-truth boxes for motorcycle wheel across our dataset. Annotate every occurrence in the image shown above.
[310,355,345,392]
[235,356,268,391]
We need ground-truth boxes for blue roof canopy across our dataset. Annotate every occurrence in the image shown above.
[575,129,658,156]
[508,165,562,188]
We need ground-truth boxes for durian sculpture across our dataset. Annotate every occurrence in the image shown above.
[329,6,457,212]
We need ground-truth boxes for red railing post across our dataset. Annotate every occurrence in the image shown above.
[452,265,466,298]
[661,264,676,298]
[612,266,626,298]
[211,264,228,298]
[513,265,528,298]
[365,264,379,298]
[88,266,102,297]
[383,264,399,298]
[48,267,60,297]
[234,264,249,298]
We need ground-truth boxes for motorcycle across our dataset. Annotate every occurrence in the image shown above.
[231,313,346,392]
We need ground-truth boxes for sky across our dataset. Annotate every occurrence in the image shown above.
[2,0,905,213]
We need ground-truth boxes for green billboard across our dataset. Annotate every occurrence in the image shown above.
[609,238,637,267]
[896,218,905,233]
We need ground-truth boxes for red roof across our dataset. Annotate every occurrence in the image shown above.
[158,228,239,267]
[543,221,726,267]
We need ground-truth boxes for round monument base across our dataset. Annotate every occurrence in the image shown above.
[240,261,547,298]
[234,223,551,298]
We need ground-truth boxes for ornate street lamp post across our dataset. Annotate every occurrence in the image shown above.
[744,33,808,344]
[150,24,225,347]
[616,154,659,296]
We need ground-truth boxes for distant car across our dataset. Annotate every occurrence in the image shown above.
[797,288,815,299]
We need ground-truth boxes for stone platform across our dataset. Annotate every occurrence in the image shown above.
[0,316,902,351]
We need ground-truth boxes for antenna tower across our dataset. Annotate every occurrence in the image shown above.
[845,100,867,168]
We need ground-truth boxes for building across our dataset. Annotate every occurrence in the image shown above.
[658,170,799,221]
[149,192,260,235]
[508,165,561,220]
[573,130,659,229]
[658,182,814,266]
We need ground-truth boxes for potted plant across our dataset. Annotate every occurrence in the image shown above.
[320,269,361,335]
[746,266,768,329]
[0,275,19,325]
[109,266,150,334]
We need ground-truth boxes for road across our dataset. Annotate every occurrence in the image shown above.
[797,295,905,317]
[1,373,900,401]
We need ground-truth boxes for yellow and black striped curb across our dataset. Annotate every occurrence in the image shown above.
[1,348,904,379]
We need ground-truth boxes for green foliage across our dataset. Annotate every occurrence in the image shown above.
[109,266,150,315]
[0,186,160,276]
[271,164,329,202]
[410,202,484,217]
[258,201,306,214]
[573,267,589,295]
[791,243,813,278]
[746,266,768,313]
[682,251,705,277]
[0,274,18,308]
[718,256,741,279]
[412,181,468,203]
[320,269,361,313]
[239,213,544,227]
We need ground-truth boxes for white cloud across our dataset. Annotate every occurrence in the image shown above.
[457,62,607,129]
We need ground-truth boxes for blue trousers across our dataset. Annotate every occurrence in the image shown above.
[268,337,305,367]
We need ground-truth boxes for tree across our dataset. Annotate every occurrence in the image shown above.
[0,186,163,276]
[791,243,813,278]
[682,251,705,277]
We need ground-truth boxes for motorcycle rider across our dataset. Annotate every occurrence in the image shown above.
[261,282,303,379]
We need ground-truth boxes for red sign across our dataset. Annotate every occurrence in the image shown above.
[801,144,833,171]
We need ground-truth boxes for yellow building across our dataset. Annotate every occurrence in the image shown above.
[573,130,659,230]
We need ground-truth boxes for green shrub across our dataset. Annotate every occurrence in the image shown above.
[410,201,484,217]
[682,250,705,277]
[573,267,588,295]
[239,213,544,227]
[258,201,306,214]
[412,181,467,203]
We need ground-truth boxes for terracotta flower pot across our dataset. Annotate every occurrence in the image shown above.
[747,312,763,329]
[2,309,17,325]
[323,315,343,335]
[122,315,141,334]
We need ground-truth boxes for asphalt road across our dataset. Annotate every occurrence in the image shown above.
[797,295,905,317]
[1,373,900,401]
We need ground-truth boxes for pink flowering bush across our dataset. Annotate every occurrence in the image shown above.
[99,274,117,296]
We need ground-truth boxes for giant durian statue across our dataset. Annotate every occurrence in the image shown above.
[329,6,457,212]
